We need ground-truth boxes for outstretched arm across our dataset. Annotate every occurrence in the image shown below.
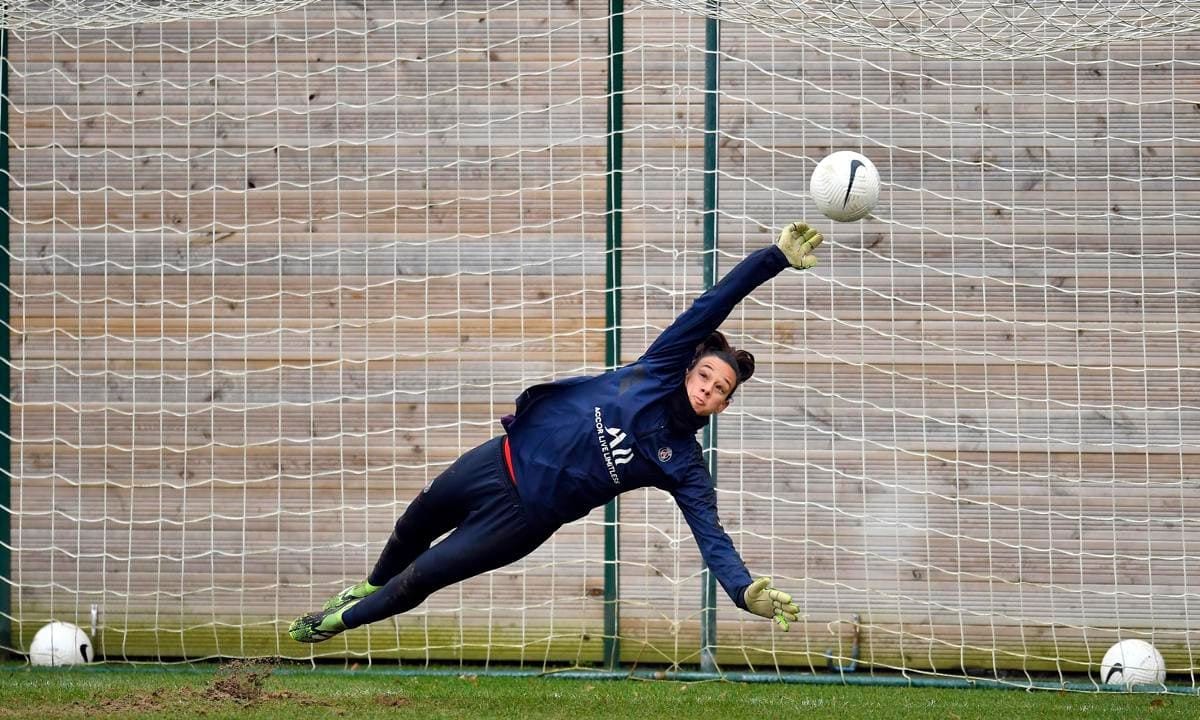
[639,223,822,372]
[673,463,800,630]
[671,466,753,610]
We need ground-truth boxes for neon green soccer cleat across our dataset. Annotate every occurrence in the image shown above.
[288,601,357,644]
[322,580,381,612]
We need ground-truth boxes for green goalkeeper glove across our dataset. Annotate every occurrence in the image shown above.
[776,221,823,269]
[743,577,800,631]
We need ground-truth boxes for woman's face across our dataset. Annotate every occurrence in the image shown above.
[685,355,738,416]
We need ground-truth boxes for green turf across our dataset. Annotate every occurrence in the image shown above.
[0,662,1196,720]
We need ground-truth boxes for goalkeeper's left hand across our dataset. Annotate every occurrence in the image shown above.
[743,577,800,631]
[776,221,823,270]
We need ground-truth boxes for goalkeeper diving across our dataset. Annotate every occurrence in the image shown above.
[288,223,823,642]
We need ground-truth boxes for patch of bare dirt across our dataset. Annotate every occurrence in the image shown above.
[37,660,330,717]
[373,692,412,707]
[205,659,275,704]
[93,688,180,714]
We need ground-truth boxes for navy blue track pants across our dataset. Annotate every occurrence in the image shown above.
[342,436,556,628]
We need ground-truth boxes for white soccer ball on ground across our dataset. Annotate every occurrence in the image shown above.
[1100,638,1166,688]
[29,621,93,667]
[809,150,880,222]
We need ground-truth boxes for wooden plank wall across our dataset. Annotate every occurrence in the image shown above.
[7,0,614,664]
[617,14,1200,675]
[6,0,1199,677]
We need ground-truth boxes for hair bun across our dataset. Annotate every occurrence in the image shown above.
[734,349,755,383]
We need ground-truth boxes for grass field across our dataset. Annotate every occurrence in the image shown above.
[1,661,1197,720]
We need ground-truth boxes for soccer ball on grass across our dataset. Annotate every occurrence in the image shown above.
[1100,639,1165,688]
[29,621,93,667]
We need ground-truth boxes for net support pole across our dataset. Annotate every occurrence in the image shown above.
[0,28,11,657]
[602,0,625,671]
[699,4,720,674]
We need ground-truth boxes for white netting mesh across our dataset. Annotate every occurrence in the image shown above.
[641,0,1200,59]
[3,0,1199,689]
[0,0,319,30]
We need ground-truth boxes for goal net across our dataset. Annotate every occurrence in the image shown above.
[3,0,1198,687]
[643,0,1200,60]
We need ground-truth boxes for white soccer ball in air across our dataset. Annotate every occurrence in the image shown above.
[29,621,93,667]
[810,150,880,222]
[1100,639,1166,688]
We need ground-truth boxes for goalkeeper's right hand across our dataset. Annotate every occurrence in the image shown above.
[743,577,800,631]
[776,221,822,269]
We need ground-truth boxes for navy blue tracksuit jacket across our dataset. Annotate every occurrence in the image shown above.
[341,244,794,628]
[502,245,793,610]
